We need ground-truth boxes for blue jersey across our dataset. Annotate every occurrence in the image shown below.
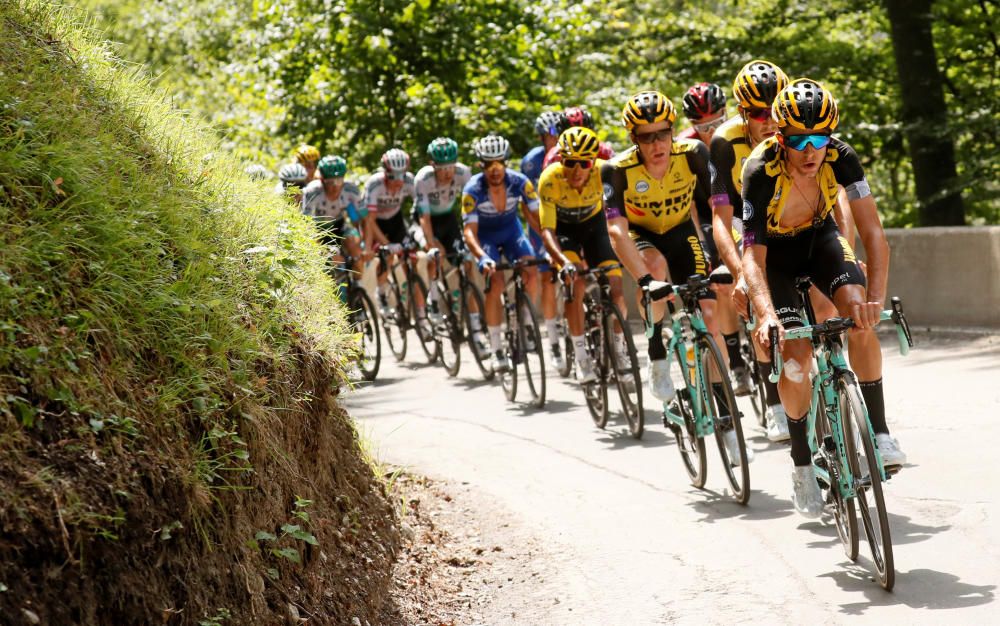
[461,169,539,231]
[520,145,547,187]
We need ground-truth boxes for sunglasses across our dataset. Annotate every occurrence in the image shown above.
[433,163,456,170]
[482,159,506,170]
[633,128,672,144]
[385,171,406,181]
[322,177,344,186]
[563,158,594,170]
[693,116,727,133]
[745,107,772,122]
[780,133,832,151]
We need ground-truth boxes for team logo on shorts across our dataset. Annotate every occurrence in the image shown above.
[603,183,614,200]
[635,180,650,193]
[742,200,754,222]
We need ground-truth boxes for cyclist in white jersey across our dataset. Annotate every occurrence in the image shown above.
[363,148,417,246]
[301,155,364,273]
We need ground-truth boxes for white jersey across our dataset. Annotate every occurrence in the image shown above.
[301,180,362,224]
[414,163,472,217]
[362,170,416,221]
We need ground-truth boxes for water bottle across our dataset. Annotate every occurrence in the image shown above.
[685,344,696,385]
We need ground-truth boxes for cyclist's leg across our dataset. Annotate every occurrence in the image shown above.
[508,227,540,301]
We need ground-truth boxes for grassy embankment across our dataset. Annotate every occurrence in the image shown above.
[0,2,398,623]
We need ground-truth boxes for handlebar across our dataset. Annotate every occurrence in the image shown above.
[483,257,545,292]
[561,263,624,302]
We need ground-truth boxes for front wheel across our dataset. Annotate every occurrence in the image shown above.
[461,281,494,381]
[408,273,439,364]
[700,335,750,504]
[815,396,858,561]
[672,341,706,488]
[517,292,546,408]
[605,302,643,439]
[348,287,381,382]
[582,294,608,428]
[433,280,462,377]
[500,298,518,402]
[841,380,894,590]
[381,278,407,362]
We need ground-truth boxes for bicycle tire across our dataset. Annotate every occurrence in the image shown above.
[582,291,608,428]
[560,325,574,378]
[408,273,440,364]
[604,301,643,439]
[517,292,546,408]
[381,277,407,362]
[841,379,894,590]
[500,297,518,402]
[741,330,767,427]
[815,395,859,561]
[434,280,462,377]
[700,334,750,504]
[672,339,706,488]
[349,286,381,382]
[460,281,494,381]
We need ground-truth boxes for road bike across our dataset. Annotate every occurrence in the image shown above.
[375,241,438,364]
[425,246,492,379]
[327,248,381,382]
[644,273,750,504]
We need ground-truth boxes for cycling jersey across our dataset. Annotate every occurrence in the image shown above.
[601,140,712,235]
[301,180,362,225]
[741,136,867,246]
[414,163,472,216]
[709,116,753,213]
[520,145,548,186]
[542,141,615,170]
[537,161,606,230]
[462,169,539,263]
[362,170,416,221]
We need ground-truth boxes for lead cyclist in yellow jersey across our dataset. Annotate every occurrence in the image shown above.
[601,90,718,403]
[538,127,629,385]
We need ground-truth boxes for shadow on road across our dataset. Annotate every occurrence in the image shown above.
[818,565,995,614]
[685,488,795,523]
[592,424,673,450]
[801,510,949,550]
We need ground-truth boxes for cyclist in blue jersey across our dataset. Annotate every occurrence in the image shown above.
[521,111,565,370]
[463,134,542,374]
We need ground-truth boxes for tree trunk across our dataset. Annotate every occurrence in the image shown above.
[883,0,965,226]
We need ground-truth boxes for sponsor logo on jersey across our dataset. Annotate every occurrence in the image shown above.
[603,183,614,200]
[461,194,476,213]
[635,180,650,193]
[742,200,754,222]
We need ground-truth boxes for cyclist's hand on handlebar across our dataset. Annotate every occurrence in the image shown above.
[558,263,577,283]
[850,301,882,330]
[755,316,784,351]
[477,257,496,276]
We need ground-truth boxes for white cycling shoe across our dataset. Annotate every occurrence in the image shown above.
[875,433,907,467]
[576,357,598,384]
[647,358,675,402]
[766,405,791,442]
[723,429,754,466]
[791,466,824,519]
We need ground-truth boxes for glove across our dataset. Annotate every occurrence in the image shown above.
[558,264,577,282]
[477,257,496,273]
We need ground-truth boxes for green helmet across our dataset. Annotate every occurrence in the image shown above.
[317,155,347,178]
[427,137,459,164]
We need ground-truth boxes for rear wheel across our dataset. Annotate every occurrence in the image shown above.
[605,301,643,439]
[841,380,894,590]
[517,293,546,408]
[700,335,750,504]
[348,287,381,382]
[433,280,462,377]
[381,277,407,362]
[672,341,706,488]
[408,273,439,364]
[461,281,494,381]
[500,297,518,402]
[582,293,608,428]
[815,396,859,561]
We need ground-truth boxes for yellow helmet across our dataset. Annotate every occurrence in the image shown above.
[732,60,789,109]
[621,91,676,131]
[773,78,840,132]
[558,127,601,161]
[295,144,320,164]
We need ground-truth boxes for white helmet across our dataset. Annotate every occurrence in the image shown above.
[474,134,510,161]
[278,162,308,185]
[381,148,410,174]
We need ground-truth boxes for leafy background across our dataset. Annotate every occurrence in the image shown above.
[78,0,998,226]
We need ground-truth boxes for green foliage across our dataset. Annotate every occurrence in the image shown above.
[76,0,998,224]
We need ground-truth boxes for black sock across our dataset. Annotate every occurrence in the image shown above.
[788,416,812,466]
[723,332,744,370]
[760,360,781,405]
[712,382,732,422]
[859,378,888,435]
[648,322,667,360]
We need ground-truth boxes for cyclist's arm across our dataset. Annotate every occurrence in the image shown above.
[688,141,713,239]
[709,134,743,276]
[541,228,569,269]
[367,214,388,246]
[463,221,486,261]
[740,152,781,340]
[601,161,647,280]
[851,194,889,306]
[834,186,857,248]
[419,213,435,249]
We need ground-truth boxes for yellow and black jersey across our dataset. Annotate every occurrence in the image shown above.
[741,136,866,245]
[709,116,753,209]
[537,160,605,230]
[600,140,712,235]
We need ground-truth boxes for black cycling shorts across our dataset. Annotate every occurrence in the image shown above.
[376,212,409,245]
[765,216,866,328]
[630,218,712,292]
[699,222,720,268]
[431,213,465,259]
[557,215,620,274]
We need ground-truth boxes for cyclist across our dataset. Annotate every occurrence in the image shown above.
[364,148,421,319]
[541,106,615,169]
[245,163,271,182]
[538,126,630,384]
[462,134,542,374]
[413,137,475,327]
[296,144,321,182]
[301,155,365,273]
[521,111,567,371]
[741,79,907,518]
[601,91,718,403]
[710,59,790,440]
[678,82,728,144]
[277,162,309,204]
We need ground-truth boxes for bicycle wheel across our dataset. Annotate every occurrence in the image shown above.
[605,301,643,439]
[460,282,494,381]
[500,299,518,402]
[381,278,407,362]
[407,273,440,364]
[517,293,546,408]
[815,396,859,561]
[840,379,894,590]
[582,294,608,428]
[741,332,767,428]
[434,281,462,377]
[700,335,750,504]
[348,287,381,382]
[671,341,706,488]
[560,322,574,378]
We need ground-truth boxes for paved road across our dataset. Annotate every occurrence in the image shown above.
[347,328,999,624]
